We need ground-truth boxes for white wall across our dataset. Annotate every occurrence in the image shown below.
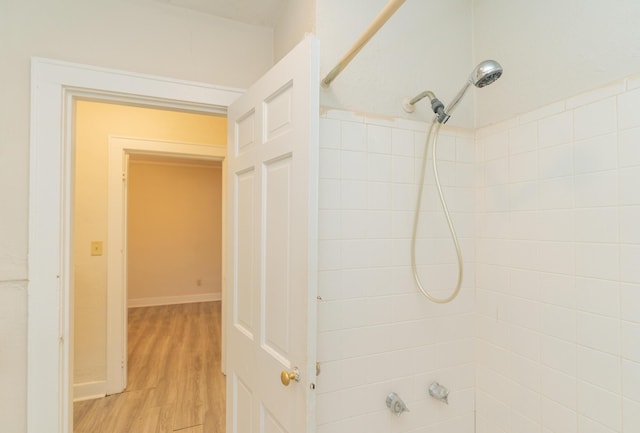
[0,283,26,431]
[0,1,271,430]
[471,4,640,431]
[475,73,640,433]
[316,110,476,432]
[317,0,640,129]
[474,0,640,126]
[274,0,316,61]
[315,75,640,433]
[127,161,223,306]
[318,0,474,127]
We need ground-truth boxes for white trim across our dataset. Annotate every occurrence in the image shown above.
[128,293,222,308]
[28,57,241,433]
[72,382,107,402]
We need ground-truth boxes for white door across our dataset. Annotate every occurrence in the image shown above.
[226,35,319,433]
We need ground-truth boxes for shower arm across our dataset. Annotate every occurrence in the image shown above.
[321,0,406,88]
[402,90,449,123]
[407,90,436,106]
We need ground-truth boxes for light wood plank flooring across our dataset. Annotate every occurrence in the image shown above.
[74,302,225,433]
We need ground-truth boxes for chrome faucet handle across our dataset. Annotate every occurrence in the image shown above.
[428,381,449,404]
[386,392,410,416]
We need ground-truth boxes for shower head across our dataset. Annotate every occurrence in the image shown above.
[469,60,503,88]
[442,59,503,122]
[402,59,503,122]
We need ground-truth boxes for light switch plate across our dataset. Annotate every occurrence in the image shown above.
[91,241,103,256]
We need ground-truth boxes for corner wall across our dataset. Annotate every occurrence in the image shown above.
[474,0,640,127]
[317,0,474,127]
[274,0,316,62]
[316,73,640,433]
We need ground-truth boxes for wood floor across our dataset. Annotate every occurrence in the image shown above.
[74,302,225,433]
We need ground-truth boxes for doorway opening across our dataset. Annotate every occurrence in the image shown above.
[28,58,242,433]
[71,100,227,431]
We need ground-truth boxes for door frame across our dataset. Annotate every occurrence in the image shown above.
[28,57,242,433]
[106,137,226,396]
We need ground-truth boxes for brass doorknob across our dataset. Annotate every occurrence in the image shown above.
[280,367,300,386]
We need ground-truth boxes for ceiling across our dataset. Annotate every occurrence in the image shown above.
[156,0,289,27]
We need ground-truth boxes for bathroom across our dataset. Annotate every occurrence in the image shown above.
[319,1,640,432]
[3,0,640,432]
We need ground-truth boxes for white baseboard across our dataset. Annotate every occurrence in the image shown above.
[128,292,221,308]
[73,380,107,402]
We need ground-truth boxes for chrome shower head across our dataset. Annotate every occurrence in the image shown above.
[402,60,503,123]
[441,59,503,122]
[469,60,503,88]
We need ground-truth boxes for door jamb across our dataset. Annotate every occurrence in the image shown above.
[28,57,241,433]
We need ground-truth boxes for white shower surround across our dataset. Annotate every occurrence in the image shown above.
[475,73,640,433]
[316,109,477,432]
[316,71,640,433]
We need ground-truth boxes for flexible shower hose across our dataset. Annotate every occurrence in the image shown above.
[410,117,464,303]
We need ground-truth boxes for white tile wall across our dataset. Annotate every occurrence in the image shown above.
[476,75,640,433]
[317,110,476,432]
[317,73,640,433]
